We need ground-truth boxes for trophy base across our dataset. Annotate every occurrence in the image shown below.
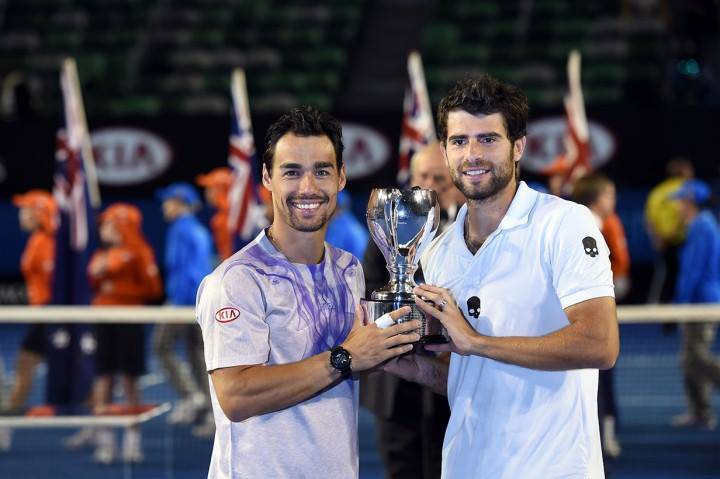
[361,298,448,344]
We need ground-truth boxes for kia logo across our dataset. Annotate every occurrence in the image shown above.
[215,307,240,323]
[91,127,173,186]
[341,122,390,180]
[523,117,616,174]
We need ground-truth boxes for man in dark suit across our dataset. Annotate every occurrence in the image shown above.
[361,142,462,478]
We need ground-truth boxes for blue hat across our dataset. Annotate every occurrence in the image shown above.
[156,182,201,208]
[671,179,711,204]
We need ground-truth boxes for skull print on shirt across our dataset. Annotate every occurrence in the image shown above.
[582,236,599,258]
[466,296,481,319]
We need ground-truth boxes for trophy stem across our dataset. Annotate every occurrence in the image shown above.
[385,263,418,290]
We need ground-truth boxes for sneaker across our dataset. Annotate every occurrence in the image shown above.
[168,397,199,425]
[62,427,96,450]
[671,413,718,430]
[93,428,116,464]
[0,428,12,452]
[122,428,143,463]
[191,411,215,438]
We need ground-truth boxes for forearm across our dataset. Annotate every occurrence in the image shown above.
[471,321,617,371]
[406,354,450,396]
[212,352,342,422]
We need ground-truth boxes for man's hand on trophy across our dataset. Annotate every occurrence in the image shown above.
[382,350,451,387]
[381,348,421,382]
[413,284,481,356]
[342,304,421,372]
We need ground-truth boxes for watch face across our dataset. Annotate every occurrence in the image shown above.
[331,348,351,370]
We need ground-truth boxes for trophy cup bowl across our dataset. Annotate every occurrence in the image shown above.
[361,187,448,344]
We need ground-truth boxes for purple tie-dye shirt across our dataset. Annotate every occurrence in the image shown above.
[196,229,364,478]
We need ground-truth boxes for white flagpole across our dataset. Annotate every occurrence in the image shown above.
[61,57,101,209]
[231,68,253,138]
[407,51,436,141]
[566,50,588,142]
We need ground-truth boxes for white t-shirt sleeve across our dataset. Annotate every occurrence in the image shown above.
[550,204,615,309]
[195,265,270,371]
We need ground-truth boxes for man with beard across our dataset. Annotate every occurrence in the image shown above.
[385,76,619,478]
[195,106,420,478]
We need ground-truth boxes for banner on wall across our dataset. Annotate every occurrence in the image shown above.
[523,117,616,174]
[91,127,173,186]
[341,122,390,180]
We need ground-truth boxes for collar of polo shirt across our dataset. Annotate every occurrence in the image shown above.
[453,181,540,242]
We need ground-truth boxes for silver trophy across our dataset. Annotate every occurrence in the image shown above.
[361,187,447,343]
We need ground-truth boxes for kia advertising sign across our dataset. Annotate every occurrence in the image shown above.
[341,122,390,180]
[523,117,616,174]
[91,127,173,186]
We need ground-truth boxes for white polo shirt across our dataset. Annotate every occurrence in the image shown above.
[421,181,614,479]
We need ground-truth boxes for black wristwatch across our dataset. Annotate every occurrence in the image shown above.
[329,346,352,376]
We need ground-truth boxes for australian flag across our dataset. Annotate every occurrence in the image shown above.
[47,58,99,407]
[398,51,436,186]
[228,68,264,244]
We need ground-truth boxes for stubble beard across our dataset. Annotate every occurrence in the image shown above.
[285,195,335,233]
[452,150,516,202]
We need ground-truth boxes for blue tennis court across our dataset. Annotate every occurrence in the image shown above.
[1,322,718,479]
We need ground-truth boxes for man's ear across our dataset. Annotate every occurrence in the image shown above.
[440,141,449,166]
[262,164,272,191]
[513,136,527,163]
[338,164,347,191]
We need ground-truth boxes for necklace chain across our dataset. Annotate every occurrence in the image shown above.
[463,215,483,254]
[266,227,278,249]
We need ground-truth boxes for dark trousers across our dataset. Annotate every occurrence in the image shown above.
[681,322,720,419]
[598,368,617,419]
[375,381,450,479]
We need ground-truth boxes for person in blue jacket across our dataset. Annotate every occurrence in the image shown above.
[154,182,215,436]
[325,190,369,260]
[671,179,720,429]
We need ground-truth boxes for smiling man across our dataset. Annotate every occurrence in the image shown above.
[385,76,619,478]
[195,106,420,478]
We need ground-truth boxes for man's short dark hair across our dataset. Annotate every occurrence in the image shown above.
[437,75,528,144]
[262,106,344,173]
[572,173,613,207]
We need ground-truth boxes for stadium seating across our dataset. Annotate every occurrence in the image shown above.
[420,0,668,107]
[0,0,366,115]
[0,0,671,115]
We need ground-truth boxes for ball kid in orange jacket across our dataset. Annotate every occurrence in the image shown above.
[88,204,162,305]
[4,190,58,418]
[196,167,234,261]
[13,190,58,305]
[87,203,162,464]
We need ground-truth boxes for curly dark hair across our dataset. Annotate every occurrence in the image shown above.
[437,75,528,143]
[262,105,344,173]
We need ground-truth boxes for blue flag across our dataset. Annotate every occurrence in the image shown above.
[46,59,100,406]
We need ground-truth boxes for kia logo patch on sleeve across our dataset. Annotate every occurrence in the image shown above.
[582,236,599,257]
[215,307,240,323]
